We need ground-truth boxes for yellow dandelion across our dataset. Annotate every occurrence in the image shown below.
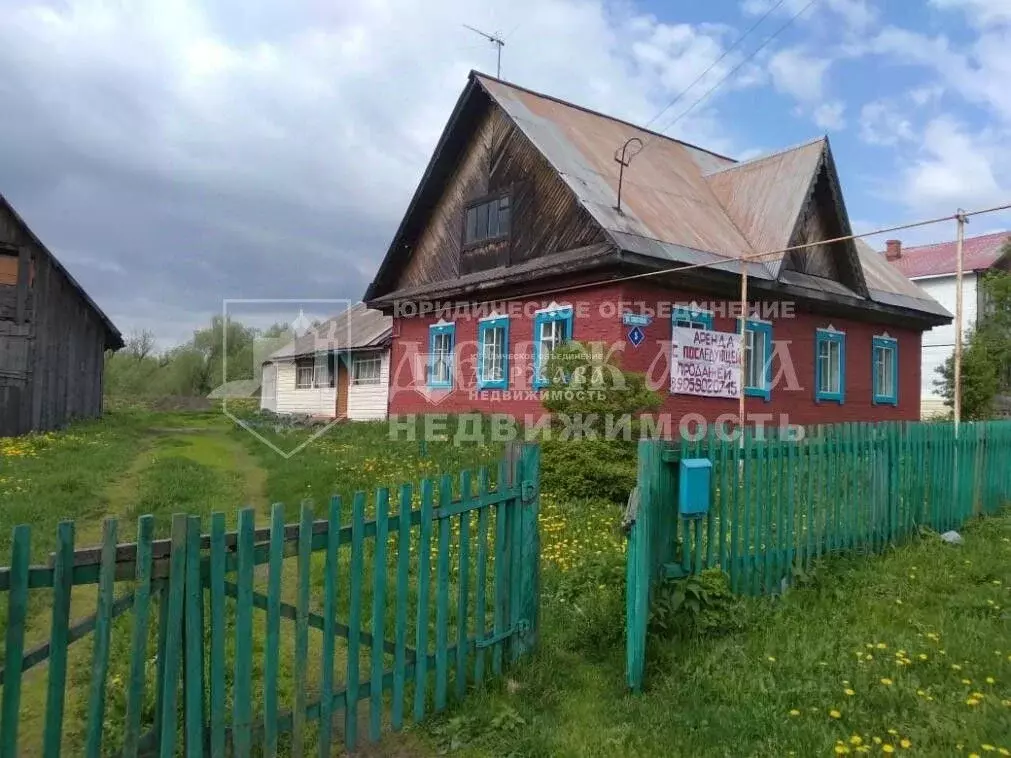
[986,677,996,684]
[880,678,894,686]
[966,697,980,706]
[767,656,776,662]
[952,664,963,670]
[873,737,883,745]
[845,688,856,696]
[888,730,898,736]
[883,745,895,754]
[835,746,851,755]
[789,709,800,716]
[963,678,973,685]
[997,749,1009,756]
[919,654,928,660]
[829,709,842,719]
[900,739,911,749]
[850,735,863,745]
[876,643,887,649]
[982,747,995,753]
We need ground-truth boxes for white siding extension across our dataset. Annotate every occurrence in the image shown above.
[347,351,390,421]
[260,363,277,412]
[271,359,337,417]
[914,272,979,418]
[262,349,389,421]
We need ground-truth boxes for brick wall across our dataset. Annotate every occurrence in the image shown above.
[387,281,923,427]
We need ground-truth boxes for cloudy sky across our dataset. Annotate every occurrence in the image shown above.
[1,0,1009,346]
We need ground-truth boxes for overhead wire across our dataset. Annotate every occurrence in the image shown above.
[640,0,790,131]
[433,202,1011,310]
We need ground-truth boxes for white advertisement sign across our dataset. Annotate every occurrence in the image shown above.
[671,327,742,399]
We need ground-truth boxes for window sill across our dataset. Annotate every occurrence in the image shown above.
[744,386,771,401]
[815,394,844,405]
[872,396,898,406]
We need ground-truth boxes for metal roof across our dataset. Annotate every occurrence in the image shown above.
[367,72,950,326]
[479,75,755,263]
[705,138,826,276]
[886,231,1010,279]
[267,303,391,361]
[855,239,952,319]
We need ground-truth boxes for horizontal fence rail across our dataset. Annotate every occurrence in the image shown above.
[0,443,541,757]
[626,420,1011,692]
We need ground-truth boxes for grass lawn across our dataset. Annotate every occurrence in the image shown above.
[413,495,1011,758]
[1,410,1009,756]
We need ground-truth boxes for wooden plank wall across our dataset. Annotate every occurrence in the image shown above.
[0,204,108,436]
[396,103,606,290]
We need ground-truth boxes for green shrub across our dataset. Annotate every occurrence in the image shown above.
[538,341,661,504]
[649,569,744,640]
[542,438,636,504]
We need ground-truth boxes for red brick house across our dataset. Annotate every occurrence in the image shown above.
[365,72,950,429]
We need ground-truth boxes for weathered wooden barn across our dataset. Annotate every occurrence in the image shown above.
[0,193,123,436]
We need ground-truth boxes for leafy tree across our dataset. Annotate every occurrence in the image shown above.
[935,261,1011,419]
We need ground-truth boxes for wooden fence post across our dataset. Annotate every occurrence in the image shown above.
[626,439,661,692]
[514,443,541,658]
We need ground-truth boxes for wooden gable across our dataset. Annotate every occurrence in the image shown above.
[779,147,867,298]
[388,90,606,294]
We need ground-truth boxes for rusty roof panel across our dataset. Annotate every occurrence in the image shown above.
[855,240,951,319]
[479,75,756,260]
[610,230,773,279]
[705,138,825,276]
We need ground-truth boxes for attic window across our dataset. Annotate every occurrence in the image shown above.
[464,194,510,246]
[0,248,17,286]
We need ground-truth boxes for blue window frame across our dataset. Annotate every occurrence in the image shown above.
[738,319,773,401]
[814,328,845,404]
[427,322,455,389]
[533,306,573,389]
[872,335,898,405]
[478,315,510,390]
[672,305,714,330]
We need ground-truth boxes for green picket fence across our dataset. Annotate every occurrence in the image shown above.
[0,443,541,756]
[625,420,1011,691]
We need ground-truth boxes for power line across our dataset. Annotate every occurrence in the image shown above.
[652,0,818,141]
[641,0,789,131]
[451,201,1011,310]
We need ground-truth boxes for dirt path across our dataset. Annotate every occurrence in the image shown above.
[16,421,271,754]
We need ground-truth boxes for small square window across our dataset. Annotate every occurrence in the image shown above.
[464,194,511,246]
[351,353,382,386]
[478,316,510,390]
[740,319,772,400]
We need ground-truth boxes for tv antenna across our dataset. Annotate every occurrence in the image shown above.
[463,24,505,78]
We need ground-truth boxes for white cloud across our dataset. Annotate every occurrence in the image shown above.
[859,100,915,146]
[869,25,1011,124]
[898,117,1005,212]
[741,0,876,31]
[0,0,757,342]
[812,100,846,130]
[768,46,831,101]
[930,0,1011,26]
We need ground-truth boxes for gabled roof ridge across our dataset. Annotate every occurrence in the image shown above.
[704,136,826,177]
[470,71,737,165]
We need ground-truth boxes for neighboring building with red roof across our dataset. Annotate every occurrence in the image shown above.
[365,71,950,431]
[883,231,1010,417]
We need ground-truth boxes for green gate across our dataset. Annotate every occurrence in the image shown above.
[0,443,541,756]
[625,421,1011,692]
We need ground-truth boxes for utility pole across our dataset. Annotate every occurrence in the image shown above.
[463,24,505,78]
[954,208,968,437]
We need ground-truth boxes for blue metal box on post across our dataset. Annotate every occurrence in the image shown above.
[678,458,712,517]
